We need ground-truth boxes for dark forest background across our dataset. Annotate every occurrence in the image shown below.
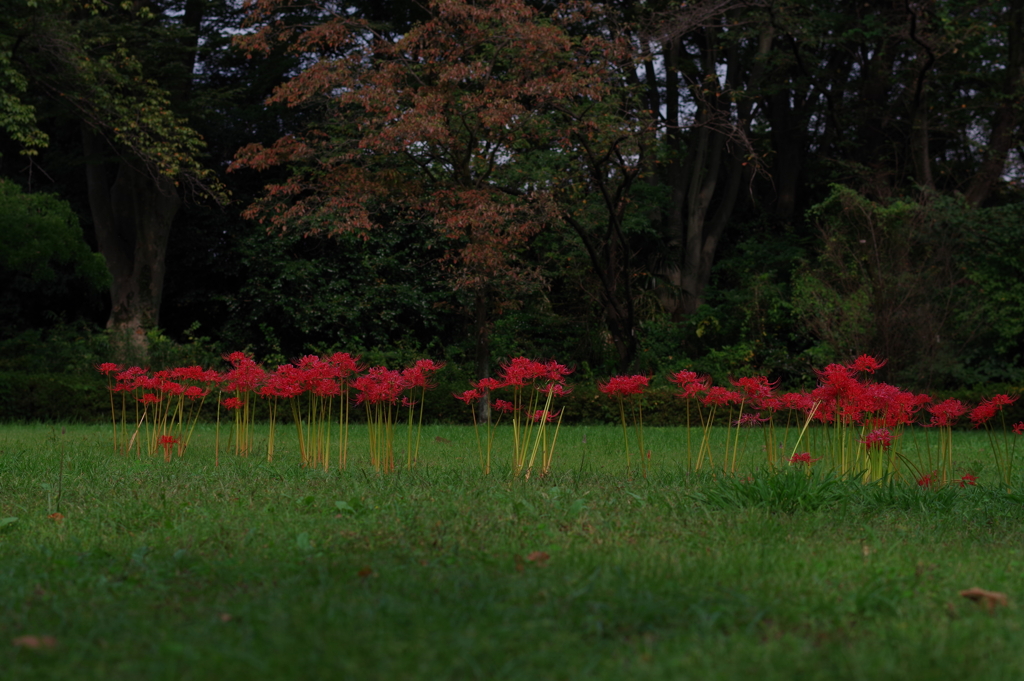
[2,0,1022,421]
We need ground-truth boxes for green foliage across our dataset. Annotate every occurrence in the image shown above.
[697,468,848,513]
[631,225,813,386]
[0,323,229,423]
[208,221,459,364]
[791,185,984,388]
[0,179,108,287]
[950,200,1024,382]
[0,180,109,335]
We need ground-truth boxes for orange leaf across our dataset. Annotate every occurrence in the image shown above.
[959,587,1009,612]
[525,551,550,566]
[12,635,58,650]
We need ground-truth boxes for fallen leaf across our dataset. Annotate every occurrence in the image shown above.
[525,551,550,566]
[357,566,374,578]
[48,513,64,523]
[959,587,1008,612]
[12,635,57,650]
[434,436,452,444]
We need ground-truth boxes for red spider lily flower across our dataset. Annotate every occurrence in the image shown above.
[138,393,162,405]
[170,365,216,382]
[863,384,923,427]
[860,427,893,450]
[701,386,742,407]
[969,394,1019,427]
[325,352,362,378]
[402,360,443,390]
[598,375,649,397]
[779,392,815,412]
[849,355,887,374]
[668,370,709,399]
[158,434,180,460]
[789,452,821,465]
[352,367,404,404]
[96,362,123,375]
[114,367,149,390]
[493,399,516,414]
[812,365,872,424]
[539,383,572,397]
[1014,421,1024,435]
[453,388,482,405]
[815,363,858,393]
[221,354,266,393]
[401,366,428,389]
[498,357,548,387]
[959,474,978,487]
[917,473,935,488]
[528,409,559,424]
[160,381,184,396]
[733,413,769,427]
[401,396,417,408]
[310,378,340,398]
[414,358,445,374]
[541,360,573,382]
[222,397,244,410]
[183,386,208,400]
[260,366,304,399]
[474,377,504,391]
[296,354,324,371]
[730,376,777,401]
[926,399,970,427]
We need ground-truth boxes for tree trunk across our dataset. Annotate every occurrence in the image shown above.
[83,125,180,361]
[965,0,1023,205]
[474,286,491,423]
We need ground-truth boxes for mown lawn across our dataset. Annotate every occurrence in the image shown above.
[3,424,1024,680]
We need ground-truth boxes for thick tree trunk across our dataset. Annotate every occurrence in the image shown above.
[83,125,180,360]
[654,22,768,319]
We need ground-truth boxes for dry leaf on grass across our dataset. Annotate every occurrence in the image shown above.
[959,587,1009,612]
[12,635,58,650]
[525,551,550,566]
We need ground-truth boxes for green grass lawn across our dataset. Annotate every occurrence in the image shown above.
[3,424,1024,680]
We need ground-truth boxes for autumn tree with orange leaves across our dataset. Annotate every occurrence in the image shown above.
[231,0,654,375]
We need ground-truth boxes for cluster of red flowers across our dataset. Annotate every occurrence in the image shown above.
[598,374,649,397]
[98,363,217,406]
[454,358,572,412]
[861,428,894,450]
[660,355,1018,434]
[99,353,444,409]
[917,473,978,488]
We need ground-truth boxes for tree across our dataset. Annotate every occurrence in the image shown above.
[232,0,650,371]
[2,0,221,357]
